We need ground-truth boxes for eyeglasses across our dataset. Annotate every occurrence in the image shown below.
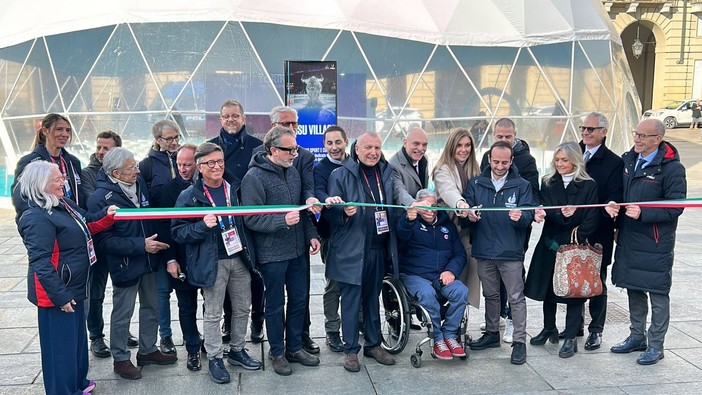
[632,131,659,139]
[277,121,299,128]
[158,135,181,143]
[122,164,139,173]
[579,126,604,133]
[198,159,225,168]
[220,114,242,121]
[275,145,299,154]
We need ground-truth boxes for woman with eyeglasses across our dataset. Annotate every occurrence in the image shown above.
[524,141,599,359]
[431,128,482,311]
[12,113,86,222]
[17,160,116,395]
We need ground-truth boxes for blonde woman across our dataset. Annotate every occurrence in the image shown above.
[432,128,481,309]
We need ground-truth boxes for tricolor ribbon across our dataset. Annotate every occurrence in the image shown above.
[113,198,702,221]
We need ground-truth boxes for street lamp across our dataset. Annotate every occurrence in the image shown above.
[632,23,644,59]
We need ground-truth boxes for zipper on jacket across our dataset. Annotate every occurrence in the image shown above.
[653,223,659,244]
[140,221,152,268]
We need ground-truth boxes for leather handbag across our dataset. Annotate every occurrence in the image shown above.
[552,227,603,298]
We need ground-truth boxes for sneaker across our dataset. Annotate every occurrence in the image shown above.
[468,331,500,350]
[511,342,527,365]
[113,360,142,380]
[83,380,96,393]
[343,353,361,372]
[479,317,506,331]
[502,319,514,343]
[445,338,467,358]
[363,346,395,365]
[136,350,178,366]
[228,348,263,370]
[90,337,111,358]
[432,339,453,360]
[208,358,231,384]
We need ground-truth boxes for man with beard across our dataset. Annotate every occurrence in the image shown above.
[313,125,349,352]
[82,130,122,196]
[241,126,321,376]
[389,127,429,206]
[326,132,398,372]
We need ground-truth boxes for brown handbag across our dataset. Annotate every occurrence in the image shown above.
[552,227,603,298]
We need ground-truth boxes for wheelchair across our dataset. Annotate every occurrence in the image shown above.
[380,275,470,368]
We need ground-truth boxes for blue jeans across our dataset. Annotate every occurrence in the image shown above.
[400,274,468,341]
[338,247,385,354]
[259,255,308,357]
[157,263,173,338]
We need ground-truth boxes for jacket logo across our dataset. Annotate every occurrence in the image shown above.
[105,191,113,200]
[141,194,150,207]
[505,192,517,208]
[440,226,449,234]
[646,175,656,180]
[419,223,428,232]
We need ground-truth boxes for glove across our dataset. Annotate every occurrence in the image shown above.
[548,239,560,252]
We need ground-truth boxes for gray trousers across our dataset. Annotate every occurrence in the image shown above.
[110,271,159,362]
[477,259,527,344]
[323,278,341,333]
[628,289,670,349]
[203,257,251,359]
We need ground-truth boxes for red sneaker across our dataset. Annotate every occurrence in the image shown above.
[433,339,453,360]
[446,338,467,357]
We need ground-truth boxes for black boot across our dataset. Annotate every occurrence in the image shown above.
[559,338,578,358]
[530,328,559,345]
[250,318,264,343]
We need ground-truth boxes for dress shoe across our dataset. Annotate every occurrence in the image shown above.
[186,352,202,371]
[228,348,263,370]
[285,349,320,366]
[363,346,395,365]
[250,319,264,343]
[127,332,139,348]
[468,331,500,350]
[302,334,320,354]
[271,355,292,376]
[208,357,230,384]
[343,353,361,372]
[326,332,344,352]
[584,332,602,351]
[136,350,178,366]
[558,328,584,339]
[114,360,142,380]
[636,347,665,365]
[160,336,177,355]
[510,342,527,365]
[610,336,647,354]
[530,328,559,345]
[559,338,578,358]
[90,337,111,358]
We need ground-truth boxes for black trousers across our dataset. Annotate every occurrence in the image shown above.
[543,300,585,339]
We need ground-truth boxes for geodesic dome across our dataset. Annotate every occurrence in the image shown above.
[0,0,639,196]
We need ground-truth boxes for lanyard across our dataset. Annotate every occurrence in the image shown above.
[49,154,72,198]
[168,152,176,179]
[60,199,91,242]
[361,169,384,206]
[201,180,234,231]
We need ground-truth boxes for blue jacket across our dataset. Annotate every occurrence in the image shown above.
[139,148,178,206]
[313,155,347,239]
[396,211,466,281]
[208,125,262,189]
[19,198,112,307]
[612,141,686,294]
[87,171,159,287]
[12,145,86,222]
[463,165,537,261]
[172,181,256,288]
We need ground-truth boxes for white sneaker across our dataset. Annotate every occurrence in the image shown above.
[502,319,514,343]
[479,317,506,331]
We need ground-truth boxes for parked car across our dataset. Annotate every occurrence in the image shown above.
[642,99,698,129]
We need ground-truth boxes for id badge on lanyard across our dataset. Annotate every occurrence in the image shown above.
[374,210,390,234]
[87,238,97,265]
[221,227,243,256]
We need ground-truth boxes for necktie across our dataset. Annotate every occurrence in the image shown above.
[636,157,646,171]
[413,163,420,176]
[583,151,591,162]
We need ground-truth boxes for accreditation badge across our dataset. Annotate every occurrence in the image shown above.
[374,210,390,234]
[87,239,97,266]
[221,227,243,256]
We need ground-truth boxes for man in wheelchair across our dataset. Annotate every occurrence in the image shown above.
[396,189,469,360]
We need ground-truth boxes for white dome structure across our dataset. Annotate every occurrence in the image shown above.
[0,0,639,195]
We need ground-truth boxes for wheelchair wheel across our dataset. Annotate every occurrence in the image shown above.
[380,276,411,354]
[410,353,422,368]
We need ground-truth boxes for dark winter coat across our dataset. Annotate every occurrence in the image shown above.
[396,211,466,282]
[138,148,178,205]
[172,180,256,288]
[524,175,599,303]
[481,139,540,201]
[12,145,86,222]
[254,144,316,203]
[579,139,623,267]
[87,172,159,288]
[612,141,686,294]
[208,125,262,189]
[325,154,399,285]
[19,198,113,307]
[240,152,318,264]
[81,154,102,196]
[313,155,347,239]
[462,165,537,261]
